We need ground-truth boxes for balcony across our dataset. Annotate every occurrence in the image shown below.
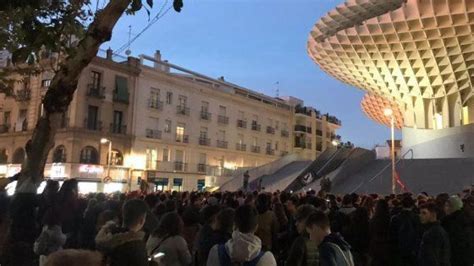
[174,161,188,172]
[199,137,211,146]
[110,123,127,134]
[84,118,102,131]
[146,160,160,170]
[216,140,228,149]
[326,115,342,126]
[175,134,189,143]
[148,99,163,111]
[200,111,212,121]
[266,126,275,135]
[176,105,190,116]
[87,84,105,99]
[0,124,10,134]
[294,125,307,132]
[146,129,162,139]
[251,145,260,153]
[251,122,261,131]
[316,129,323,136]
[281,129,289,138]
[218,115,229,125]
[236,143,247,151]
[113,91,129,104]
[295,106,312,116]
[237,120,247,129]
[294,141,306,149]
[266,148,275,155]
[197,163,207,173]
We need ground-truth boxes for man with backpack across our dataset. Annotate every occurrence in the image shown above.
[206,204,276,266]
[305,211,354,266]
[390,195,421,266]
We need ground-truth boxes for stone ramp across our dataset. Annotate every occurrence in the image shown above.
[331,158,474,195]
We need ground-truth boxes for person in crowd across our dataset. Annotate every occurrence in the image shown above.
[345,207,369,266]
[95,199,149,266]
[57,179,82,248]
[389,195,421,266]
[305,211,354,266]
[255,193,279,252]
[146,212,192,266]
[442,195,474,266]
[285,204,318,266]
[368,199,391,266]
[34,209,67,266]
[207,204,277,266]
[181,206,201,253]
[37,180,60,226]
[195,204,221,265]
[418,202,451,266]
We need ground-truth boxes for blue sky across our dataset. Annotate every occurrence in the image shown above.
[103,0,401,148]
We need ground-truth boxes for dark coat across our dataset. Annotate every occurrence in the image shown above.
[319,233,353,266]
[418,222,451,266]
[285,235,319,266]
[442,210,474,266]
[389,209,422,263]
[95,221,148,266]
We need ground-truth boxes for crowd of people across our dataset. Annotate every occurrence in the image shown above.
[0,178,473,266]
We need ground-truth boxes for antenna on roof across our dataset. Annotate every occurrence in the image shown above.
[125,25,132,56]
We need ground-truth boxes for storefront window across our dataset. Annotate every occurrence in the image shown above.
[173,178,183,192]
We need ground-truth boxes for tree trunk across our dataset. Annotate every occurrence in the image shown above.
[4,1,132,264]
[16,0,132,191]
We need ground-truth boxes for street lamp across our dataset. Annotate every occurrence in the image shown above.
[384,108,396,194]
[100,138,112,182]
[331,139,340,147]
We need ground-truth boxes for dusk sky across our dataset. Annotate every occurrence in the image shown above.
[103,0,402,149]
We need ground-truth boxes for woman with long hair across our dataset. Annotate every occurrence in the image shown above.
[146,212,192,266]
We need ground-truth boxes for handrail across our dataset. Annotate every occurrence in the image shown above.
[315,147,346,176]
[350,149,413,193]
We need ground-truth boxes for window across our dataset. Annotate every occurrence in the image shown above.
[12,148,25,164]
[90,71,101,88]
[108,149,123,165]
[80,146,99,164]
[175,150,184,162]
[199,153,207,164]
[41,79,51,88]
[164,120,172,133]
[219,105,227,116]
[173,178,183,192]
[201,101,209,112]
[275,121,280,130]
[238,111,245,120]
[178,95,187,107]
[200,127,208,139]
[197,179,205,192]
[166,92,173,104]
[176,123,185,141]
[275,141,279,151]
[150,88,160,102]
[114,76,129,102]
[113,111,123,133]
[253,137,258,146]
[52,145,67,163]
[3,111,10,125]
[146,148,158,169]
[87,105,99,130]
[266,142,272,150]
[162,148,169,162]
[283,122,288,131]
[17,109,27,132]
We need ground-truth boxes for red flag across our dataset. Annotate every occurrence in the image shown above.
[394,171,409,192]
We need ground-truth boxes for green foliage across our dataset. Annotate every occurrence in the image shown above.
[0,0,184,93]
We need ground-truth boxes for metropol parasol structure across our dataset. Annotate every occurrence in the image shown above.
[308,0,474,158]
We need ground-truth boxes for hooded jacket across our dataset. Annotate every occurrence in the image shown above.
[319,233,354,266]
[95,221,148,266]
[418,221,451,266]
[206,231,276,266]
[442,209,474,266]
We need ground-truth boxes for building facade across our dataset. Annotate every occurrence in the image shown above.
[308,0,474,158]
[0,50,341,192]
